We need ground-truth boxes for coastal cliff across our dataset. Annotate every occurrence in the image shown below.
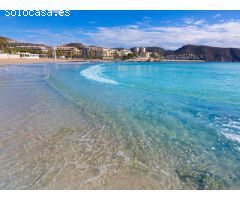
[174,45,240,62]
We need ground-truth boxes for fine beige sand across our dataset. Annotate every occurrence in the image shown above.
[0,58,85,66]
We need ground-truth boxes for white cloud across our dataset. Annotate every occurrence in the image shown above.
[6,28,83,46]
[183,18,205,25]
[183,17,195,25]
[6,18,240,49]
[193,20,206,25]
[80,20,240,49]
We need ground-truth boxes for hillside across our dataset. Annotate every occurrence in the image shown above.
[145,47,167,56]
[174,45,240,62]
[0,36,16,50]
[0,36,49,54]
[65,43,85,49]
[0,36,16,43]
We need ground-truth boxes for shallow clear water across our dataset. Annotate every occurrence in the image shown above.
[0,62,240,189]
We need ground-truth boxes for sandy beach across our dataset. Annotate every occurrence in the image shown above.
[0,58,115,66]
[0,58,86,66]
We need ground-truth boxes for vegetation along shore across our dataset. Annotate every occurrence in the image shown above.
[1,36,240,63]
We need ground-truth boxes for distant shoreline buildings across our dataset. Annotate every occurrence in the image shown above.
[1,36,240,62]
[0,36,204,62]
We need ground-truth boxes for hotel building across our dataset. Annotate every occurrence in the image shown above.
[82,46,104,59]
[56,45,81,58]
[13,43,49,53]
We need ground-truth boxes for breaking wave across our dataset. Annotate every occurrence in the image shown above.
[212,115,240,144]
[80,64,118,85]
[222,132,240,144]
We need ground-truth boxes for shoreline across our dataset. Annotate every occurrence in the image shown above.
[161,59,205,62]
[0,58,86,66]
[0,58,117,66]
[0,58,234,66]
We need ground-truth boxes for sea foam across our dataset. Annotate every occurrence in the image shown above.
[80,64,118,85]
[222,132,240,144]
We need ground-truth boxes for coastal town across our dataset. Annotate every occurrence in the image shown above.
[1,36,240,63]
[0,36,205,63]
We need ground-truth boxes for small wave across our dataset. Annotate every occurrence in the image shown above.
[222,120,240,131]
[80,64,118,85]
[212,115,240,130]
[208,115,240,144]
[220,119,240,144]
[222,132,240,144]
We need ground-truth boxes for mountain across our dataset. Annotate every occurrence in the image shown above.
[0,36,16,50]
[129,45,240,62]
[65,43,85,49]
[145,47,167,55]
[174,45,240,62]
[0,36,16,43]
[0,36,50,54]
[11,42,48,47]
[113,48,125,51]
[0,36,50,49]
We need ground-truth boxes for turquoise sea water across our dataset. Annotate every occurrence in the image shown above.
[1,62,240,189]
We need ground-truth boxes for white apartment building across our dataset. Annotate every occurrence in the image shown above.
[119,49,132,56]
[103,48,120,60]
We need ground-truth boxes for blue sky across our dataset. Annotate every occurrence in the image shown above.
[1,11,240,49]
